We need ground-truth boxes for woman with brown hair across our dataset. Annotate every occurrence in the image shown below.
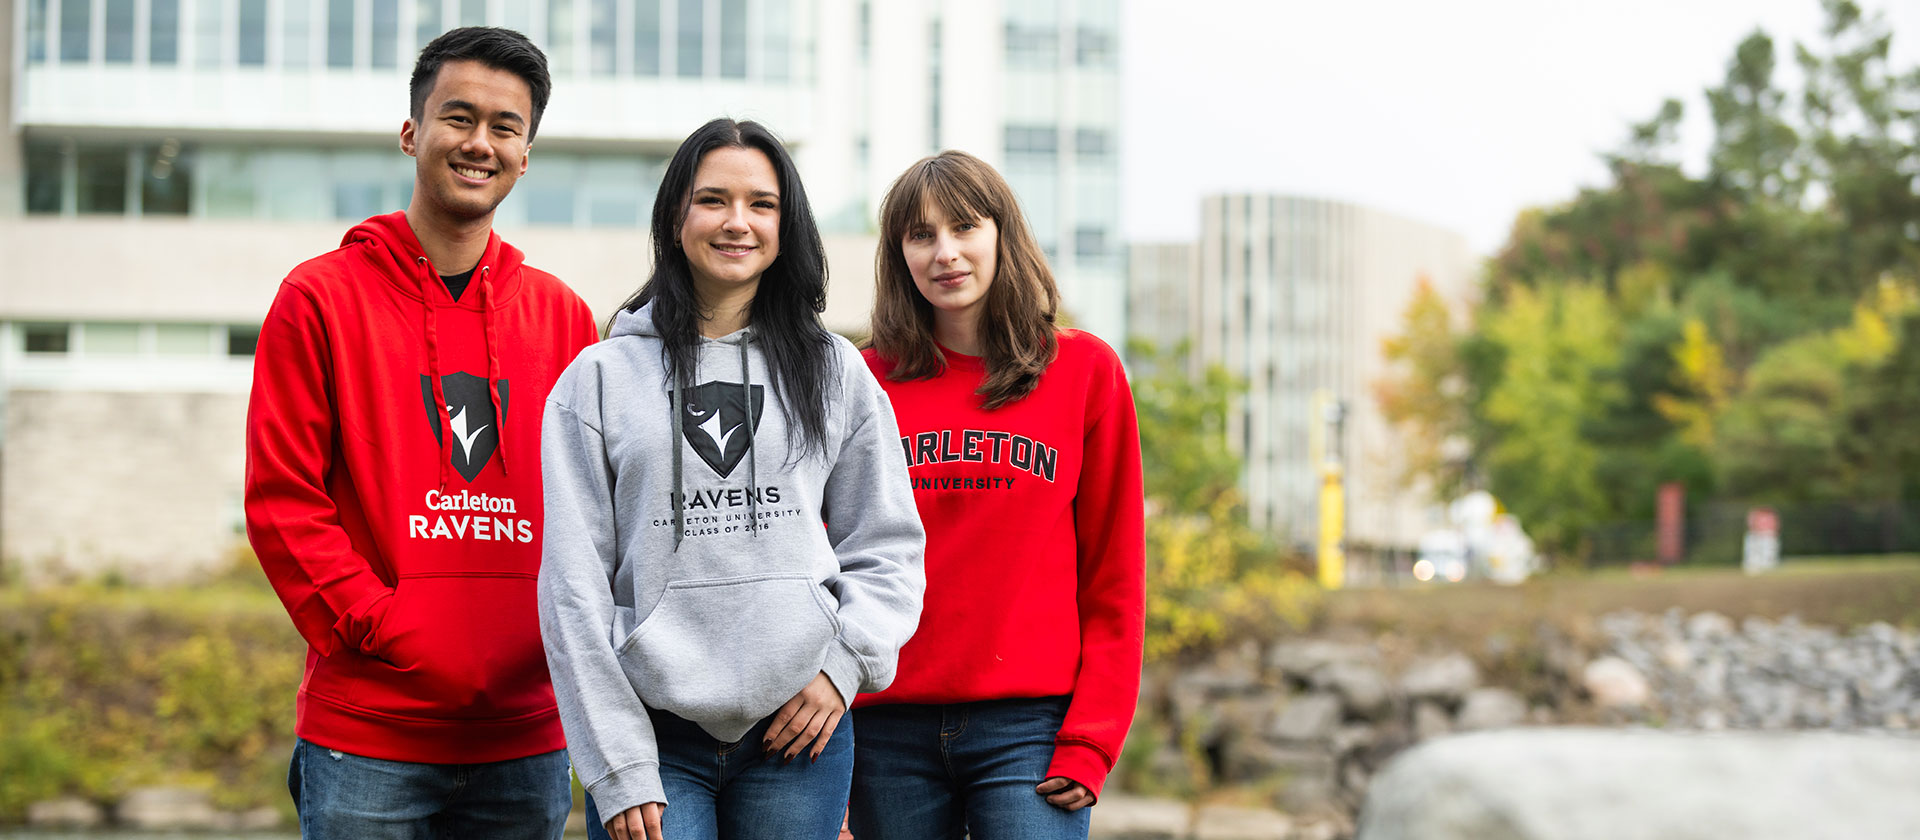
[850,150,1145,839]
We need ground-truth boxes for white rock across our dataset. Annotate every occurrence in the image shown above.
[1268,692,1344,744]
[1268,640,1378,682]
[1412,700,1453,742]
[1399,654,1480,703]
[116,786,223,831]
[27,797,106,829]
[1454,688,1528,731]
[1582,656,1651,709]
[1314,661,1392,718]
[1358,728,1920,840]
[1192,804,1293,840]
[1088,794,1191,840]
[1686,611,1736,641]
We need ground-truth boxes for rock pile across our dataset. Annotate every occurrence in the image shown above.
[1593,609,1920,730]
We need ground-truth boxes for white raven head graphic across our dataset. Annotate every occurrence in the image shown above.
[421,372,509,482]
[681,381,765,478]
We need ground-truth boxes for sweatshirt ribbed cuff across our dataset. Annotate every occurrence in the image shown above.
[1046,741,1114,801]
[586,761,666,826]
[821,641,865,708]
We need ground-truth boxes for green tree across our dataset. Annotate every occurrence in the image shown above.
[1479,283,1624,553]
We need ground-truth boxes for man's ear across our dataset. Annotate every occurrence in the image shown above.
[519,143,530,176]
[400,119,418,156]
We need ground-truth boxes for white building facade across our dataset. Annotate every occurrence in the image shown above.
[2,0,1123,579]
[1193,195,1475,551]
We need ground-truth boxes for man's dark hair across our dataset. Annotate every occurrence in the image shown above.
[410,27,552,140]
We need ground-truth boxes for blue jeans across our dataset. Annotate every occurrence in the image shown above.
[846,696,1090,840]
[584,707,853,840]
[287,738,570,840]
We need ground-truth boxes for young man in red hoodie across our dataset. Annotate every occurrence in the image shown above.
[245,27,598,839]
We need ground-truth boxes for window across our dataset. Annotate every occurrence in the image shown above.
[634,0,661,74]
[676,0,704,77]
[105,0,136,62]
[142,142,193,216]
[282,0,310,67]
[760,0,789,80]
[196,0,223,67]
[1075,27,1114,67]
[415,0,442,52]
[59,0,89,62]
[27,143,65,214]
[156,324,216,356]
[1075,226,1109,258]
[24,324,71,355]
[371,0,400,68]
[1005,23,1056,67]
[590,0,616,75]
[547,0,575,75]
[1004,126,1058,157]
[239,0,269,66]
[1075,128,1111,159]
[27,0,47,63]
[81,323,142,355]
[227,326,261,357]
[328,0,354,67]
[77,148,130,214]
[334,183,384,221]
[719,0,746,78]
[151,0,180,63]
[857,1,869,62]
[526,187,576,225]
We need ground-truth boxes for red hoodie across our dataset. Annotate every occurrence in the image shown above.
[245,211,598,764]
[859,331,1145,798]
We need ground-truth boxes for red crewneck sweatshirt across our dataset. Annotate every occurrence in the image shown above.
[859,330,1145,797]
[245,212,598,763]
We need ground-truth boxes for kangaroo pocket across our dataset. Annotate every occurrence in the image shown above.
[351,574,553,720]
[618,574,840,730]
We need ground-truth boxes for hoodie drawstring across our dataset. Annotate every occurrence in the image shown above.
[478,265,506,476]
[418,256,453,494]
[741,339,758,537]
[670,377,686,552]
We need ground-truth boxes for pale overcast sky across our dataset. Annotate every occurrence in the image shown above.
[1120,0,1920,254]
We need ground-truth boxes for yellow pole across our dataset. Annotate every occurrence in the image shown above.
[1318,461,1345,589]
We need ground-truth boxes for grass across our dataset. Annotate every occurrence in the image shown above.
[1321,555,1920,641]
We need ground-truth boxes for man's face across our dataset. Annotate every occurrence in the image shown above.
[401,60,534,226]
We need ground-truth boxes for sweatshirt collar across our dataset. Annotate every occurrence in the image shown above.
[342,211,525,310]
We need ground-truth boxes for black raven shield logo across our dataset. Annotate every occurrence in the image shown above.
[420,372,511,482]
[683,381,765,478]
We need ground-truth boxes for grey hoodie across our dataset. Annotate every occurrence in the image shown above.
[538,305,925,818]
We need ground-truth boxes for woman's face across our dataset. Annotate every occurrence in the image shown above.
[680,146,781,297]
[901,200,998,323]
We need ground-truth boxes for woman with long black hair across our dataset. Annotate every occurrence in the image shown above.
[538,118,925,840]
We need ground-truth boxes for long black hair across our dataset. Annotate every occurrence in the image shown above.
[613,117,836,458]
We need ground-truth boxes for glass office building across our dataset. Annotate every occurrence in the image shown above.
[1,0,1125,578]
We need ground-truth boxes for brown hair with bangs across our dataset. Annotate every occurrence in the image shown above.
[870,151,1060,410]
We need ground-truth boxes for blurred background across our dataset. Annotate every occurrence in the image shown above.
[3,0,1920,837]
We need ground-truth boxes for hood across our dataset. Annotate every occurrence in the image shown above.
[610,303,755,347]
[342,211,526,308]
[342,211,517,490]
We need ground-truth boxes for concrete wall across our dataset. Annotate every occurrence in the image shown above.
[3,389,247,582]
[0,217,879,332]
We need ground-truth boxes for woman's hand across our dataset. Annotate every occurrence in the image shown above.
[765,671,845,762]
[606,802,665,840]
[1036,777,1095,811]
